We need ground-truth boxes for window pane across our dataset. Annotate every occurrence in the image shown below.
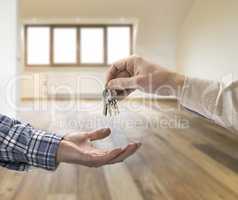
[53,28,77,64]
[27,27,50,65]
[107,27,131,64]
[80,28,104,64]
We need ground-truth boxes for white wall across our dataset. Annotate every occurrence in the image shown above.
[0,0,17,116]
[177,0,238,80]
[19,0,193,99]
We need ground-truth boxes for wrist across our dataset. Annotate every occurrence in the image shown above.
[56,140,66,163]
[56,139,76,164]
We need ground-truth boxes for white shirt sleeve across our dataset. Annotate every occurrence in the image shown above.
[179,77,238,133]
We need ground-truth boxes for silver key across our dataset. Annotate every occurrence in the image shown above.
[102,89,119,117]
[103,89,108,116]
[103,100,108,116]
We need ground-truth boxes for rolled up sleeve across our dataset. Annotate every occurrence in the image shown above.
[0,114,63,171]
[179,77,238,133]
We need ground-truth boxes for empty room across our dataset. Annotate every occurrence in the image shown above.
[0,0,238,200]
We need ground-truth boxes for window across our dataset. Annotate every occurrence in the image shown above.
[26,27,50,65]
[107,27,131,64]
[24,24,133,67]
[80,28,104,64]
[53,27,77,64]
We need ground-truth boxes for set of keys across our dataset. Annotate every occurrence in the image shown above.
[102,89,120,116]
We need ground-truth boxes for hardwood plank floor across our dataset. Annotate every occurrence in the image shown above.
[0,100,238,200]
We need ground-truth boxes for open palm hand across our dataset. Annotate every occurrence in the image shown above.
[57,128,141,167]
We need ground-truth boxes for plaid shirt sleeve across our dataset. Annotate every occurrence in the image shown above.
[0,114,63,171]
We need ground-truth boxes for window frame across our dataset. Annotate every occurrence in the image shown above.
[24,24,134,67]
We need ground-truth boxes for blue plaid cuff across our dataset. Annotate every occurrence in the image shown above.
[26,129,62,170]
[0,114,63,171]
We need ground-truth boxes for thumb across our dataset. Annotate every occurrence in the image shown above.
[107,77,139,90]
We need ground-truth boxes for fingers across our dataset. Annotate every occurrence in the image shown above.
[106,65,130,85]
[106,56,137,84]
[115,89,135,101]
[106,61,127,84]
[89,143,141,167]
[106,70,134,100]
[107,77,139,90]
[106,65,119,84]
[92,148,123,166]
[107,143,141,165]
[87,128,111,141]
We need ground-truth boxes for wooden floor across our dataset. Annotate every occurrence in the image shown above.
[1,99,238,200]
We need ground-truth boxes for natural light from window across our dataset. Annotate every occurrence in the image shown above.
[107,27,131,64]
[80,28,104,64]
[27,27,50,65]
[25,25,132,66]
[53,28,77,64]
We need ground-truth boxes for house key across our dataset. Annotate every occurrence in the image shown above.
[103,89,119,116]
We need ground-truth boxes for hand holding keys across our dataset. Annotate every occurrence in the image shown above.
[103,89,120,117]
